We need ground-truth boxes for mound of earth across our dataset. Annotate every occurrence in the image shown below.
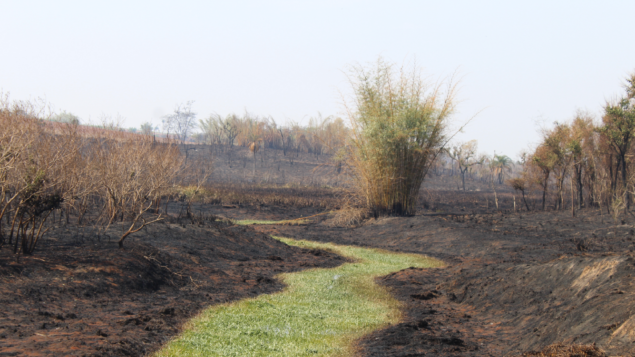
[0,218,346,356]
[441,254,635,352]
[258,208,635,356]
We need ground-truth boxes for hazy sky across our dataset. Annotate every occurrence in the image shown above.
[1,1,634,158]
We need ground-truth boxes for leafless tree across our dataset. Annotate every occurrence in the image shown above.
[446,140,483,191]
[163,101,197,143]
[221,114,240,148]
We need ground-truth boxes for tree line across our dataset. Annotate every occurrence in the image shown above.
[511,73,635,214]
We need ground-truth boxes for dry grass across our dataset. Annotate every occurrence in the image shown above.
[328,205,370,227]
[175,183,344,210]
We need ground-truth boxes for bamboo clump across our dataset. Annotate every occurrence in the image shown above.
[345,59,458,216]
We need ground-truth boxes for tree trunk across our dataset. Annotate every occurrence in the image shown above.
[621,153,629,209]
[541,170,550,211]
[575,164,583,209]
[460,167,466,191]
[521,190,530,211]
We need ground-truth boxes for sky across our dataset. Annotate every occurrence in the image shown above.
[1,1,634,159]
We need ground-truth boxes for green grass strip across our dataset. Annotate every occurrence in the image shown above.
[155,237,444,357]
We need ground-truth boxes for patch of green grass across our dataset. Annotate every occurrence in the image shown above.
[155,237,444,357]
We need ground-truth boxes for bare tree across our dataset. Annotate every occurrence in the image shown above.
[446,140,483,191]
[164,101,197,144]
[0,102,84,254]
[221,114,240,148]
[199,114,221,145]
[93,132,182,248]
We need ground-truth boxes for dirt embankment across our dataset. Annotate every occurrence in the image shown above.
[259,208,635,356]
[0,218,346,356]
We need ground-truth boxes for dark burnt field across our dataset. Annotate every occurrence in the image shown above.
[1,172,634,356]
[0,216,345,356]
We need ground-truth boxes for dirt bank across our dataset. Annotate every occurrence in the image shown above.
[0,218,345,356]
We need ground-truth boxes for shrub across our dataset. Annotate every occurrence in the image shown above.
[91,130,183,247]
[0,98,83,254]
[345,58,458,216]
[0,95,185,253]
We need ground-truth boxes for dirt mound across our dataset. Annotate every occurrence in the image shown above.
[355,267,510,356]
[441,254,635,353]
[0,219,346,356]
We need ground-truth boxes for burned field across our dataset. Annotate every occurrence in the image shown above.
[1,128,634,356]
[0,216,345,356]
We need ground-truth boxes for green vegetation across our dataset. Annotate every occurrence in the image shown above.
[346,58,458,217]
[155,237,443,357]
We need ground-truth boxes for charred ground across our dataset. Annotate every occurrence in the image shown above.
[0,216,345,356]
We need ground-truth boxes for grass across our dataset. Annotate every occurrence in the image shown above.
[155,237,444,357]
[233,212,333,226]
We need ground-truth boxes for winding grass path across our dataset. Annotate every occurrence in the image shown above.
[156,236,443,357]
